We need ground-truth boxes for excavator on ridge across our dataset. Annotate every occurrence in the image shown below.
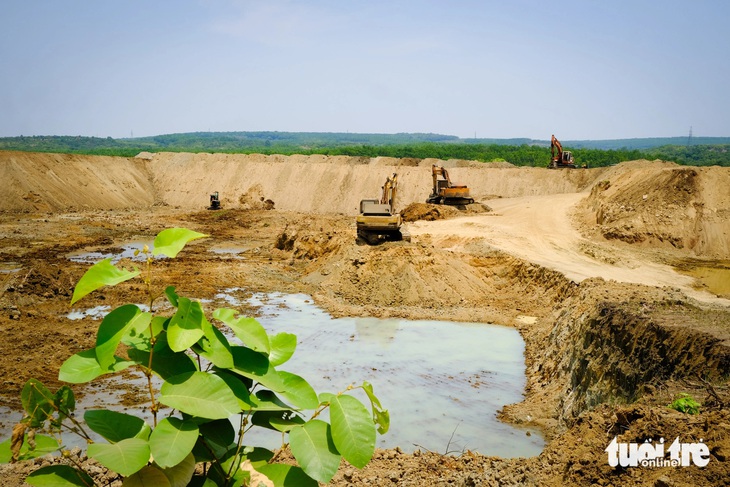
[356,173,410,244]
[548,134,577,169]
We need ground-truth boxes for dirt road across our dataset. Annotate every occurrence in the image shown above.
[409,193,729,306]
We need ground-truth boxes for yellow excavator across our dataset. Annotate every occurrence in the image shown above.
[356,173,410,244]
[426,164,474,206]
[548,134,576,169]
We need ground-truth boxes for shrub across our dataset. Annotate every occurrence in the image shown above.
[668,393,701,415]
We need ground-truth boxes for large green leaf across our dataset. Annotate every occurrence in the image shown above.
[214,371,258,411]
[229,346,284,392]
[289,420,341,483]
[214,309,270,354]
[95,304,150,369]
[191,420,236,462]
[152,228,208,258]
[122,315,167,351]
[254,464,318,487]
[158,453,196,487]
[84,410,150,443]
[25,465,95,487]
[198,419,236,450]
[160,371,240,419]
[70,258,140,305]
[123,466,172,487]
[268,332,296,367]
[53,385,75,411]
[252,390,298,412]
[21,379,55,428]
[329,394,376,468]
[149,417,199,468]
[127,337,198,380]
[276,371,319,410]
[0,434,59,463]
[165,285,180,307]
[167,297,206,352]
[251,411,304,433]
[193,319,233,369]
[87,437,150,477]
[58,349,133,383]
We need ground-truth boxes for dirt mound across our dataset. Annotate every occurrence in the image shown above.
[400,203,460,221]
[401,202,492,222]
[237,183,275,210]
[274,220,348,260]
[579,161,730,258]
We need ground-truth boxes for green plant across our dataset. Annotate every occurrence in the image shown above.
[668,393,701,414]
[0,228,388,486]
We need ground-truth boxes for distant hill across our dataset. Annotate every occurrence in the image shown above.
[1,131,728,166]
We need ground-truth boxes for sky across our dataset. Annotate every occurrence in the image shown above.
[1,0,729,140]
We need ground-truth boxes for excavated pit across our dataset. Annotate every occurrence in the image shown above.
[1,151,729,486]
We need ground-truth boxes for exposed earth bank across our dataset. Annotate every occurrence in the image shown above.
[1,151,729,486]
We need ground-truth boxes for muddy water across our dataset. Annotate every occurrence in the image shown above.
[674,260,730,299]
[231,292,544,458]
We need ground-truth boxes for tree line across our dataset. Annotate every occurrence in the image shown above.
[1,133,728,167]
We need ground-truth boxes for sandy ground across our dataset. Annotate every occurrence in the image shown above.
[408,194,728,306]
[1,151,729,486]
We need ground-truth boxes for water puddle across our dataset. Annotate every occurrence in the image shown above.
[674,260,730,299]
[67,305,111,321]
[66,241,160,264]
[0,262,23,274]
[209,245,248,259]
[2,292,544,458]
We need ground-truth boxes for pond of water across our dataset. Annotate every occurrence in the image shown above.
[229,292,544,457]
[2,292,544,458]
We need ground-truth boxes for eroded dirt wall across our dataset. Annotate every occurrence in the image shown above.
[0,151,155,212]
[144,152,606,214]
[535,279,730,427]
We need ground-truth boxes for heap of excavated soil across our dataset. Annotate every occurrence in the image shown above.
[577,160,730,258]
[401,202,492,222]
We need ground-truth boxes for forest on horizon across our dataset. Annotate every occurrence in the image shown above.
[1,131,728,167]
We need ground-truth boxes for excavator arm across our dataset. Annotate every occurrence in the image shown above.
[550,134,563,160]
[380,173,398,214]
